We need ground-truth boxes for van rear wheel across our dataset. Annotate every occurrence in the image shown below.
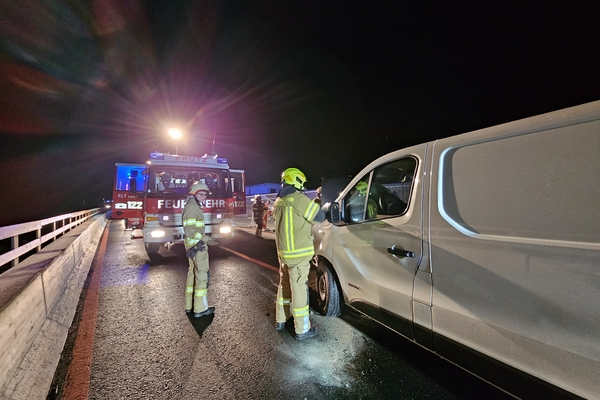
[316,259,342,317]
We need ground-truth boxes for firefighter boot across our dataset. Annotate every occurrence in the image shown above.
[194,307,215,318]
[276,317,293,331]
[295,326,318,341]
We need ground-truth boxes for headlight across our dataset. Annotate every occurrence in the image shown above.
[150,230,166,238]
[219,226,232,234]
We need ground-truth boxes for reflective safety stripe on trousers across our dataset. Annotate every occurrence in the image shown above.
[278,204,315,259]
[194,288,209,310]
[293,304,310,333]
[277,297,291,307]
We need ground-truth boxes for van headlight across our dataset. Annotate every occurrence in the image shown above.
[150,230,166,238]
[219,226,232,234]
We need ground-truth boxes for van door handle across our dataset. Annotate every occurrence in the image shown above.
[387,245,415,258]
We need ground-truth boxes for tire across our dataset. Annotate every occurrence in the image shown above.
[316,259,342,317]
[145,242,160,254]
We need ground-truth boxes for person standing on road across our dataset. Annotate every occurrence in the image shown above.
[273,167,325,341]
[252,195,266,238]
[182,181,215,318]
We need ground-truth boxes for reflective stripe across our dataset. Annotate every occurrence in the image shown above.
[293,304,311,333]
[194,289,209,311]
[293,305,310,317]
[183,218,205,228]
[278,247,314,258]
[284,206,294,251]
[277,297,291,306]
[185,286,194,294]
[184,231,203,247]
[304,201,319,221]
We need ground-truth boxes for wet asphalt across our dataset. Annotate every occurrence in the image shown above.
[48,220,513,400]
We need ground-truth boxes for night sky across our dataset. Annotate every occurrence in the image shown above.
[1,1,600,225]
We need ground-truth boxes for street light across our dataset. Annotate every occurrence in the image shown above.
[167,128,183,155]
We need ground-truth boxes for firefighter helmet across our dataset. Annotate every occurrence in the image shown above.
[254,194,262,202]
[281,167,307,191]
[355,181,368,195]
[189,181,210,195]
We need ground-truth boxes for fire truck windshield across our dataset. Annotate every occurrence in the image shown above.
[147,166,232,198]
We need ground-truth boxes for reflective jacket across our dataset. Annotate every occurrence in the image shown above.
[182,196,205,250]
[273,188,323,262]
[253,201,266,224]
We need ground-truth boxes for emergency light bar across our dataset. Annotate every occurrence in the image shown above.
[148,152,227,165]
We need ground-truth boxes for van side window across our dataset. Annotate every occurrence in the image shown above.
[372,157,416,216]
[345,176,373,222]
[344,157,416,223]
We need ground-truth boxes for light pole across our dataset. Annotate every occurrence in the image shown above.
[167,128,183,155]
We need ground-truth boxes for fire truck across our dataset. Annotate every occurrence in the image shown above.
[111,151,246,257]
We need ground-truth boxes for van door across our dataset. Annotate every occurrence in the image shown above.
[333,144,426,340]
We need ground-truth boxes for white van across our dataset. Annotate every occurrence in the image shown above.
[312,100,600,399]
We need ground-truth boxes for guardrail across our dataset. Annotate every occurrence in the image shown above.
[0,209,108,399]
[0,209,101,274]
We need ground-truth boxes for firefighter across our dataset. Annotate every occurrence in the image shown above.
[347,180,378,221]
[273,167,325,340]
[182,181,215,318]
[252,194,266,238]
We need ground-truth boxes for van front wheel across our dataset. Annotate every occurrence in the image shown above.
[316,259,342,317]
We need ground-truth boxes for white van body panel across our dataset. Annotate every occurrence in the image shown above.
[429,106,600,398]
[312,100,600,398]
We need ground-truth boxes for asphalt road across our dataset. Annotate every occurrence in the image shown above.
[48,220,513,400]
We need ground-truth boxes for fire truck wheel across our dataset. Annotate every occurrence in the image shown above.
[145,243,160,254]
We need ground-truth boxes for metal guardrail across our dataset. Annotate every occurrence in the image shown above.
[0,208,101,273]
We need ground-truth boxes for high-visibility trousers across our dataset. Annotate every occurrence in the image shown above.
[186,250,210,313]
[276,256,311,334]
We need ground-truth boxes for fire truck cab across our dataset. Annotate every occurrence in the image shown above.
[112,152,242,258]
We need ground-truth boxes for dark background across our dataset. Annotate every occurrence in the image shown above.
[1,1,600,225]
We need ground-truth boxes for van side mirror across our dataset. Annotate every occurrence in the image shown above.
[329,202,340,223]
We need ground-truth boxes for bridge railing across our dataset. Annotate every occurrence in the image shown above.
[0,208,101,274]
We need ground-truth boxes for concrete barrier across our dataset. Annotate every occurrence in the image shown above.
[0,213,108,400]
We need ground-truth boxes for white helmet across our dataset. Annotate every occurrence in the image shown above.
[188,181,210,195]
[254,194,262,202]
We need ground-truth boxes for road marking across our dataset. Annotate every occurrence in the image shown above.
[220,246,279,272]
[61,225,109,400]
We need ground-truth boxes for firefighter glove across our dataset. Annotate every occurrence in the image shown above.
[186,246,198,259]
